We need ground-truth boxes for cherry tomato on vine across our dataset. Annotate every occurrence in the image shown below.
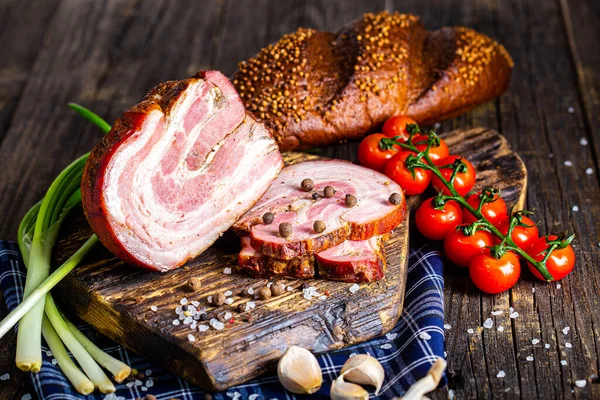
[384,152,431,196]
[412,134,449,165]
[382,115,417,141]
[358,133,400,171]
[444,224,493,268]
[469,250,521,294]
[464,191,508,227]
[415,198,463,240]
[431,155,476,197]
[493,216,539,250]
[526,235,575,281]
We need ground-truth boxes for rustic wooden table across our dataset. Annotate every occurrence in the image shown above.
[0,0,598,398]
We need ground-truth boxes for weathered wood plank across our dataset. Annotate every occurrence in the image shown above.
[497,0,600,398]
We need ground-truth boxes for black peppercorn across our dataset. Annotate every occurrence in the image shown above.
[389,192,402,205]
[312,192,319,200]
[262,212,275,224]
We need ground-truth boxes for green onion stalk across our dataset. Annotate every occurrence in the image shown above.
[0,104,129,393]
[379,124,574,281]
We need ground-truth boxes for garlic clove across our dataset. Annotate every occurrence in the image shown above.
[330,376,369,400]
[340,354,385,394]
[277,346,323,394]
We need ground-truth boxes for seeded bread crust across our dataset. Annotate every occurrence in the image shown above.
[232,11,513,151]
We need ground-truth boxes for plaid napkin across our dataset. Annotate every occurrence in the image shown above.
[0,239,446,399]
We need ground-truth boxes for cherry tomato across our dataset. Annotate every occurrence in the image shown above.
[384,152,431,196]
[412,134,449,165]
[382,115,417,141]
[464,191,508,227]
[493,216,539,250]
[526,235,575,281]
[358,133,399,171]
[469,250,521,294]
[444,224,493,268]
[416,198,463,240]
[431,155,476,197]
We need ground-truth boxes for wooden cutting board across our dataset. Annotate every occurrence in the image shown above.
[52,127,526,391]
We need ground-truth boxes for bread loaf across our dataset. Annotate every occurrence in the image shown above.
[232,11,513,151]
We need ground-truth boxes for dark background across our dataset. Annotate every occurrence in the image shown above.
[0,0,599,398]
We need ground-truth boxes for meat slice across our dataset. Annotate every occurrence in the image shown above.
[238,236,315,278]
[234,160,405,259]
[237,235,387,282]
[316,235,387,282]
[82,70,283,272]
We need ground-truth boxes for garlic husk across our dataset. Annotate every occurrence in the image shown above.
[277,346,323,394]
[340,354,385,394]
[330,376,369,400]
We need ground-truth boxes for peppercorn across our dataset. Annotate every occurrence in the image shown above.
[240,287,252,297]
[181,304,189,312]
[198,312,208,321]
[256,286,272,300]
[262,212,275,224]
[312,192,320,200]
[389,192,402,205]
[345,194,357,207]
[271,281,286,296]
[301,178,314,192]
[313,220,326,233]
[324,186,336,198]
[237,303,247,312]
[279,222,292,237]
[186,277,202,291]
[213,292,226,306]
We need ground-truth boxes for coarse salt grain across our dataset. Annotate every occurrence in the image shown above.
[225,298,234,305]
[575,380,587,388]
[22,395,32,400]
[349,284,360,293]
[247,287,255,295]
[491,310,503,316]
[45,350,52,357]
[571,206,578,212]
[51,359,57,365]
[224,290,233,297]
[349,353,357,358]
[187,334,195,342]
[563,326,570,335]
[532,288,536,293]
[247,301,256,309]
[564,160,573,167]
[586,167,593,175]
[141,386,147,392]
[190,321,197,330]
[135,380,143,386]
[467,328,475,334]
[267,282,273,288]
[532,339,540,345]
[497,371,506,378]
[211,320,225,331]
[172,319,180,326]
[526,356,534,361]
[561,360,568,366]
[286,286,293,292]
[150,305,158,312]
[146,369,152,376]
[223,267,232,275]
[175,306,182,314]
[510,312,519,319]
[180,298,188,305]
[580,138,588,146]
[249,395,259,400]
[483,318,493,329]
[419,332,432,340]
[565,342,572,348]
[0,373,9,381]
[386,332,398,340]
[183,316,193,325]
[318,295,327,301]
[444,324,452,330]
[497,326,505,332]
[223,312,232,320]
[126,382,134,388]
[207,296,212,304]
[191,301,200,307]
[198,325,209,332]
[380,343,393,350]
[545,343,551,349]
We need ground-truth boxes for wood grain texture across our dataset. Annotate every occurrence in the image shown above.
[1,0,600,398]
[49,127,525,391]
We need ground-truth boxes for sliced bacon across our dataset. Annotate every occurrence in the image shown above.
[234,160,405,259]
[82,70,283,272]
[316,235,387,282]
[237,235,387,282]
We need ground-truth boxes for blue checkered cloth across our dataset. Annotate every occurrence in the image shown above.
[0,239,446,399]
